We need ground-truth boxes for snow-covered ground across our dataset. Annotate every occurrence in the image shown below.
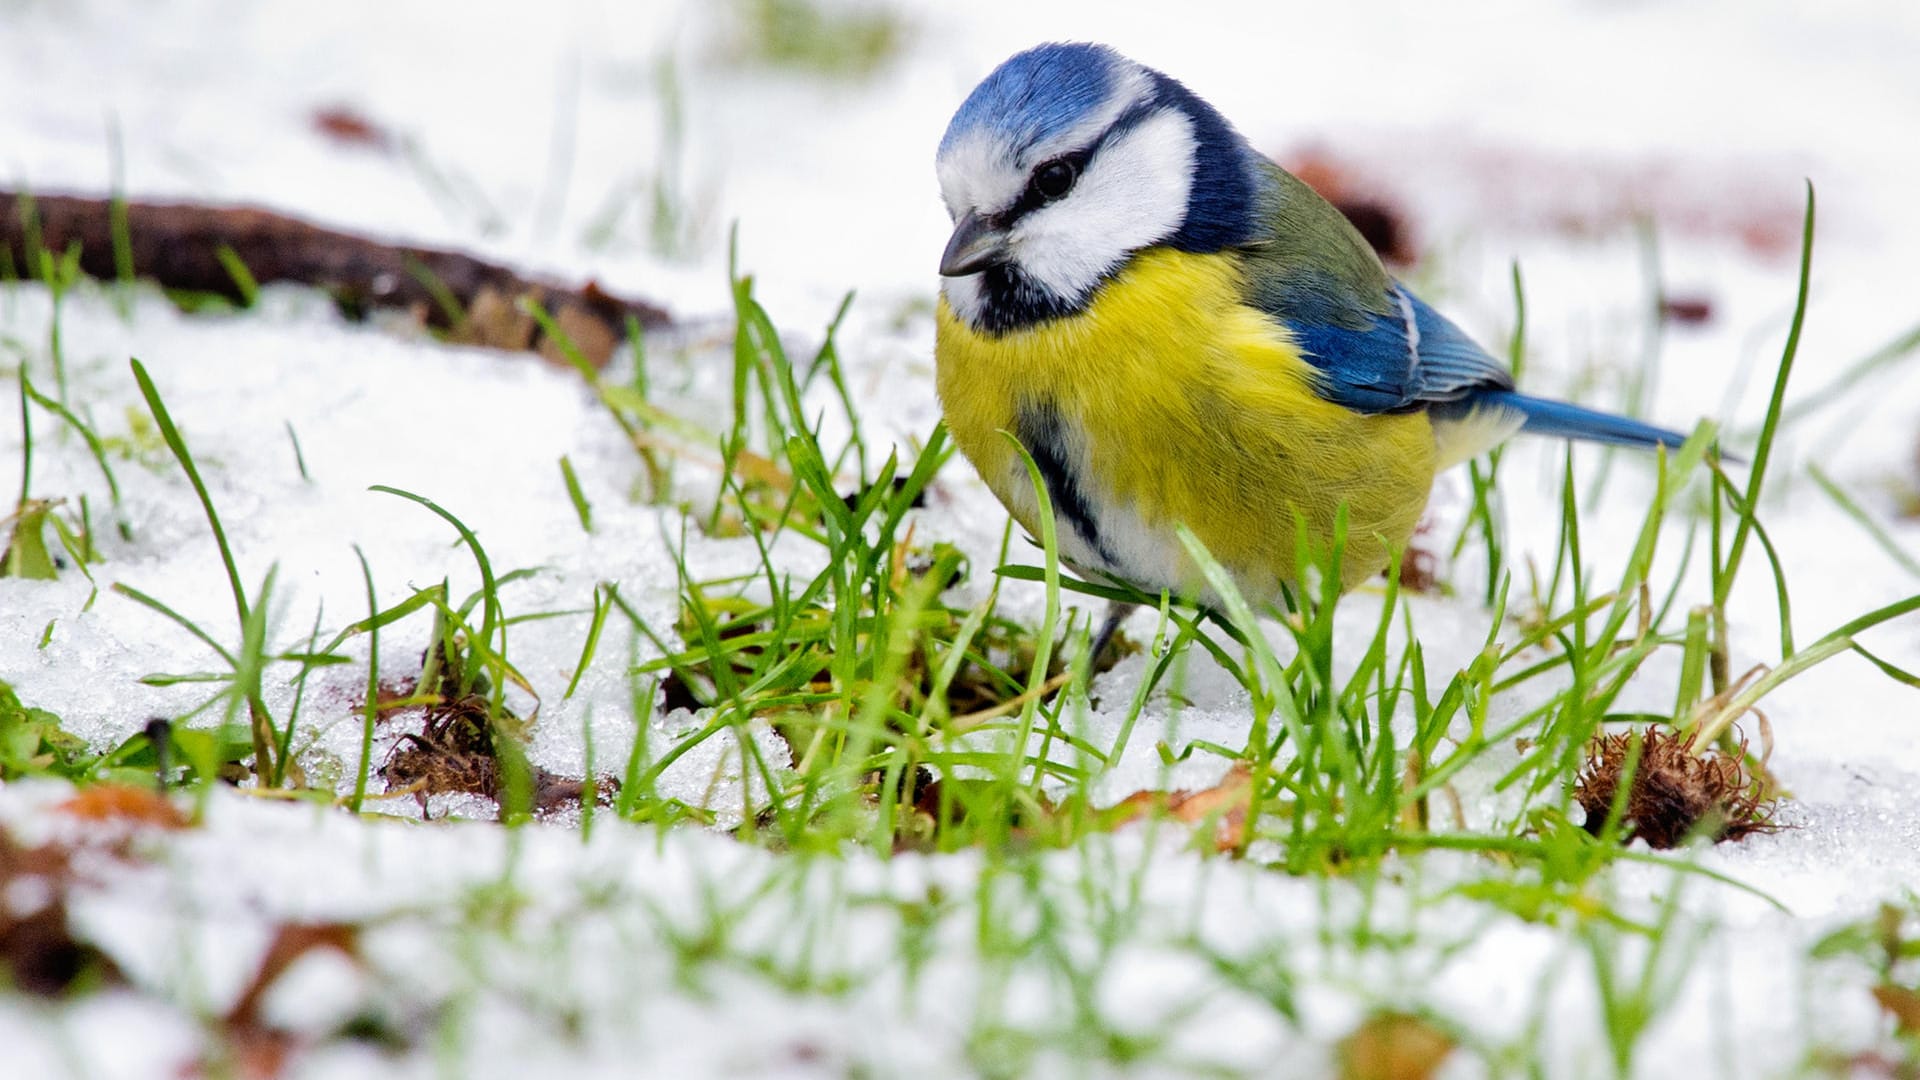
[3,1,1920,1076]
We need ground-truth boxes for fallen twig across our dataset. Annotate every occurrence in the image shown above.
[1,191,670,366]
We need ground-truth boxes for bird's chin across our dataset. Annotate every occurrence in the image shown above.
[939,273,989,328]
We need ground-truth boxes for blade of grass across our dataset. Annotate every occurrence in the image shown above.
[351,546,380,813]
[1692,592,1920,747]
[559,455,593,532]
[1807,463,1920,578]
[1715,184,1813,636]
[131,358,251,626]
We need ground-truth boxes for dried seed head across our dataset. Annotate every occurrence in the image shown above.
[1574,727,1779,849]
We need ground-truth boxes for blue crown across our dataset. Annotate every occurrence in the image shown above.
[940,43,1126,157]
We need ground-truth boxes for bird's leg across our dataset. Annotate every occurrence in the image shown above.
[1087,601,1138,669]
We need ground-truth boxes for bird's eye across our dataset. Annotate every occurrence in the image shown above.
[1031,159,1078,201]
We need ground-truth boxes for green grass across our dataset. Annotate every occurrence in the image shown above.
[583,246,1741,875]
[721,0,910,79]
[511,189,1908,1071]
[5,177,1920,1077]
[4,360,107,588]
[1805,894,1920,1072]
[580,53,716,261]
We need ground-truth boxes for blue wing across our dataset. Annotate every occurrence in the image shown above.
[1277,281,1513,414]
[1264,278,1692,453]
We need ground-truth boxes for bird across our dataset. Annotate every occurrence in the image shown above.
[933,42,1692,628]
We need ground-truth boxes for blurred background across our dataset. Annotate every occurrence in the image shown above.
[5,0,1919,552]
[4,0,1915,325]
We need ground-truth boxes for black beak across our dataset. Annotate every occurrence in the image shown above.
[939,210,1011,277]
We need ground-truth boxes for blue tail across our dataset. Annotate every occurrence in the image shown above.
[1475,390,1692,452]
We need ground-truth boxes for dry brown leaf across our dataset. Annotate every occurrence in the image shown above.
[539,302,620,369]
[227,923,363,1031]
[459,286,537,352]
[1167,763,1252,821]
[1104,789,1163,830]
[310,106,394,152]
[1872,983,1920,1035]
[1395,520,1442,594]
[57,784,189,829]
[1170,764,1254,852]
[180,922,370,1080]
[1106,765,1256,851]
[0,829,122,996]
[1337,1011,1455,1080]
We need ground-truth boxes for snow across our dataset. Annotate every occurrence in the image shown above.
[4,0,1920,1076]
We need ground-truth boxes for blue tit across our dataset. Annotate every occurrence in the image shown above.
[932,42,1689,609]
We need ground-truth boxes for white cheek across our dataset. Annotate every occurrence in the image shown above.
[941,274,986,327]
[1011,110,1197,302]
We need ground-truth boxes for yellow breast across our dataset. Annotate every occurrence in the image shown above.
[935,248,1438,602]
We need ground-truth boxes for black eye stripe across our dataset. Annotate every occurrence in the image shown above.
[1004,147,1094,223]
[999,98,1169,225]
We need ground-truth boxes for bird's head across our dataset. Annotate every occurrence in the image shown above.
[935,43,1264,333]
